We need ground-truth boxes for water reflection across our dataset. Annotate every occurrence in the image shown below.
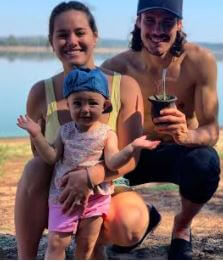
[0,53,222,138]
[0,51,118,63]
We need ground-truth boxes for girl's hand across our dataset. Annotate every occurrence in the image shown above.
[132,135,161,150]
[17,115,41,137]
[59,169,92,215]
[153,108,189,145]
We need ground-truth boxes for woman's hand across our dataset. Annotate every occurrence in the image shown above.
[153,108,189,145]
[59,169,92,215]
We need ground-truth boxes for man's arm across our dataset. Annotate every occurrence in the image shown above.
[154,48,219,146]
[189,48,219,146]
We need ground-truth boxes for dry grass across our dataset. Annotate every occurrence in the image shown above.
[0,131,222,259]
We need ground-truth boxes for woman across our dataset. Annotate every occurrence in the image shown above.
[15,1,160,259]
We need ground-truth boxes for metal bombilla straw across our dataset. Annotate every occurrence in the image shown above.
[162,68,167,101]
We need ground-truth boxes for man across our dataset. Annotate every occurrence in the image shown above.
[102,0,220,259]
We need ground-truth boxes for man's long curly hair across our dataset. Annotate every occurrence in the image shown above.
[129,22,187,57]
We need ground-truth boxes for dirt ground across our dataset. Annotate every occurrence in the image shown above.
[0,135,223,260]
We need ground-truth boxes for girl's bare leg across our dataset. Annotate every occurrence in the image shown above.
[91,228,108,260]
[74,216,103,260]
[15,157,53,259]
[45,232,72,260]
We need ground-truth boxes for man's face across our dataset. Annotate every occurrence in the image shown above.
[137,9,182,56]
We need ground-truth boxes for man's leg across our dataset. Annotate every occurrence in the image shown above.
[172,197,203,240]
[126,144,220,258]
[168,146,220,259]
[15,157,53,259]
[174,145,220,240]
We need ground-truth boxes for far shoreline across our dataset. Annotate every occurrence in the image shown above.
[0,45,127,55]
[0,45,222,60]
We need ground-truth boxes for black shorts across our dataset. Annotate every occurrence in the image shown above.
[125,144,220,204]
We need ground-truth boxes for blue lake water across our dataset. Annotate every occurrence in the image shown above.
[0,55,222,138]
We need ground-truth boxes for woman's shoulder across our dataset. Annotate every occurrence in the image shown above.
[28,80,46,104]
[28,72,63,99]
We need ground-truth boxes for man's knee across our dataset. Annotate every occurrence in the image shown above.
[180,146,220,203]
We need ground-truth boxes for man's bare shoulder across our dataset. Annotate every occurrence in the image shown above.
[182,42,217,85]
[184,42,216,65]
[101,50,138,74]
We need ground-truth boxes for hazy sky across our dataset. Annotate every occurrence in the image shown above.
[1,0,223,43]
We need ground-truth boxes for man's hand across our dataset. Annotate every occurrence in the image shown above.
[153,108,189,145]
[59,169,92,215]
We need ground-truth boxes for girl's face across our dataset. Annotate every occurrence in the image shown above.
[67,91,105,131]
[137,9,182,57]
[51,10,98,72]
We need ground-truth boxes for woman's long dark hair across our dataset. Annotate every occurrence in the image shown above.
[130,23,187,57]
[48,1,98,44]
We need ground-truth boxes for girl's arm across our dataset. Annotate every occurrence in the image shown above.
[17,115,63,165]
[31,130,63,165]
[104,131,160,171]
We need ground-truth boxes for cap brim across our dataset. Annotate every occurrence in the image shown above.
[137,7,182,19]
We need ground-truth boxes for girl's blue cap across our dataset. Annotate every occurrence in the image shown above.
[63,68,109,99]
[137,0,183,19]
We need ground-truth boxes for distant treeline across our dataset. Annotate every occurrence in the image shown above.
[0,36,222,60]
[0,36,49,47]
[0,35,129,48]
[1,35,223,49]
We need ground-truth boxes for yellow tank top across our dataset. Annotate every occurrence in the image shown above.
[44,73,121,143]
[44,78,60,144]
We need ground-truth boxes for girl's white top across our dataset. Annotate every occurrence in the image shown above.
[49,121,114,204]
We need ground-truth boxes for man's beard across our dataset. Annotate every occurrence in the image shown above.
[143,45,164,57]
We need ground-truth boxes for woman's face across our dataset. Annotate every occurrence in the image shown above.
[51,10,98,72]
